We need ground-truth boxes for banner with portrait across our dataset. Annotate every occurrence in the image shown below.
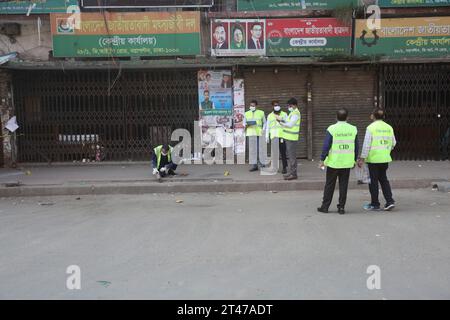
[233,79,246,155]
[211,19,266,57]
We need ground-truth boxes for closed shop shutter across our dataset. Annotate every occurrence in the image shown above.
[312,67,376,160]
[14,70,198,162]
[243,67,308,158]
[381,64,450,160]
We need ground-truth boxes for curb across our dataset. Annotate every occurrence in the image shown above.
[0,178,443,198]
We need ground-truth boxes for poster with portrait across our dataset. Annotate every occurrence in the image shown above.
[233,78,246,154]
[211,19,266,57]
[198,69,234,148]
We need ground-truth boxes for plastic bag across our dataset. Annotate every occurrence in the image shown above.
[355,164,371,184]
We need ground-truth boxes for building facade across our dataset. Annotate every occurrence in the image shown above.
[0,0,449,166]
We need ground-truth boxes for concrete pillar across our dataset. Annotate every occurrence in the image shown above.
[0,69,15,168]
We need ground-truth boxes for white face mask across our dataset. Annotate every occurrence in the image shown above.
[250,106,256,112]
[288,107,294,112]
[274,105,281,112]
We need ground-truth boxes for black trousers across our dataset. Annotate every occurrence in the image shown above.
[367,163,394,207]
[321,167,350,209]
[279,138,288,170]
[158,163,177,177]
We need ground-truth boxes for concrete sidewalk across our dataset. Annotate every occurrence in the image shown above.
[0,160,449,197]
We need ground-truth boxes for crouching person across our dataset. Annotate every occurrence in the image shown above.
[152,144,177,180]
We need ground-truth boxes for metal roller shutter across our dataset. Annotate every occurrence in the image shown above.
[243,67,308,158]
[312,67,376,160]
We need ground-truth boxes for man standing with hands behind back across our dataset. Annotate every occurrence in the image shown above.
[317,108,359,215]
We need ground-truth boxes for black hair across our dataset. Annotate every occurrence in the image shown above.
[287,98,298,106]
[372,108,385,120]
[250,100,258,105]
[337,108,348,121]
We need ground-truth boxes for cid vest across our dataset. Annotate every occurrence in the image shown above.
[324,122,358,169]
[154,145,173,169]
[245,109,265,137]
[267,111,288,139]
[366,120,394,164]
[282,109,301,141]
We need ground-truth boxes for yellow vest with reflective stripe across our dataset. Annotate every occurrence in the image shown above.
[282,109,301,141]
[267,111,288,139]
[324,122,357,169]
[366,120,394,163]
[154,145,172,168]
[245,109,265,137]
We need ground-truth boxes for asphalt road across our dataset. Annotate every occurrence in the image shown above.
[0,188,449,299]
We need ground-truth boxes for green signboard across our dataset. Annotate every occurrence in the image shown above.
[51,12,201,58]
[0,0,78,14]
[237,0,355,11]
[377,0,450,7]
[355,17,450,58]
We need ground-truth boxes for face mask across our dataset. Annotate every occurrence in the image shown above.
[250,106,256,112]
[288,107,294,112]
[274,105,281,112]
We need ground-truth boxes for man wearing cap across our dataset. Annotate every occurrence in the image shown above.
[266,100,288,174]
[152,144,177,180]
[278,98,301,180]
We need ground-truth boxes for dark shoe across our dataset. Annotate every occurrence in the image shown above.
[317,207,329,213]
[281,168,287,174]
[249,167,258,172]
[384,203,395,211]
[284,175,297,181]
[338,208,345,215]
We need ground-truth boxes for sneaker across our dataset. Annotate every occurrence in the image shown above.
[363,204,381,211]
[249,167,258,172]
[384,203,395,211]
[338,207,345,215]
[317,207,329,213]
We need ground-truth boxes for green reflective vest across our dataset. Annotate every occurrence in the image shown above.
[245,109,265,137]
[366,120,394,164]
[282,108,301,141]
[324,122,358,169]
[154,145,172,168]
[267,111,288,139]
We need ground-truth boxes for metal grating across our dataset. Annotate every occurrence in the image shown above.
[381,64,450,160]
[14,70,198,162]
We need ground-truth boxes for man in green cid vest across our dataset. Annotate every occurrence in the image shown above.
[152,144,177,181]
[279,98,301,180]
[317,109,359,214]
[244,100,266,172]
[265,100,288,174]
[358,108,397,211]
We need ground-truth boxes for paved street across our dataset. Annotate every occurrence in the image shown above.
[0,188,449,299]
